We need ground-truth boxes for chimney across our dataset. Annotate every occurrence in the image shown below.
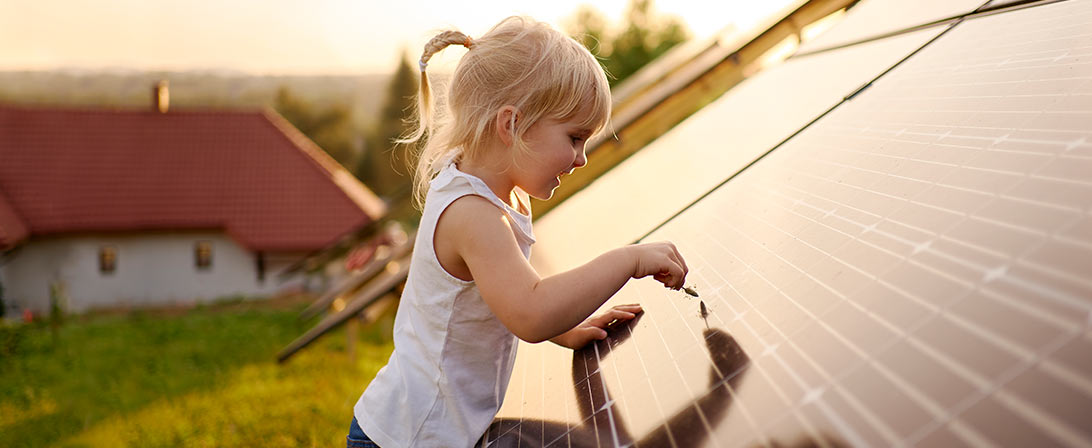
[153,80,169,113]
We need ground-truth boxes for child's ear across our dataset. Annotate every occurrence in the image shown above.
[495,106,519,146]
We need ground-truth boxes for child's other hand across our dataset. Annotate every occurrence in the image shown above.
[551,304,642,350]
[629,241,688,290]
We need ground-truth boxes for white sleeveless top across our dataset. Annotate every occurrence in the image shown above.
[355,162,535,448]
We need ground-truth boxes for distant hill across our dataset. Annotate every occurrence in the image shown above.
[0,69,392,132]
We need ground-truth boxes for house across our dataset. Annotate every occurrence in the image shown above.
[0,84,386,315]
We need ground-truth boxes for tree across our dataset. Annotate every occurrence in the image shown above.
[566,0,690,86]
[566,5,609,57]
[357,51,418,200]
[273,87,360,169]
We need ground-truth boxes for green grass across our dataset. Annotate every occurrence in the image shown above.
[0,297,395,447]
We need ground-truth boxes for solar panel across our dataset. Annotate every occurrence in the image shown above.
[492,0,1092,446]
[532,28,949,275]
[795,0,988,54]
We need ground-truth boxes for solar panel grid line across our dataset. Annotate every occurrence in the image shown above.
[991,383,1092,447]
[705,210,994,439]
[1038,337,1092,396]
[690,196,1083,447]
[702,182,1092,443]
[508,338,530,443]
[845,117,1090,154]
[642,302,706,444]
[683,266,869,447]
[615,345,698,445]
[802,158,1085,270]
[782,162,1092,316]
[811,139,1037,200]
[605,344,637,448]
[622,291,677,433]
[772,178,1089,358]
[633,286,690,448]
[874,351,986,445]
[961,394,1064,446]
[557,364,575,448]
[693,229,880,388]
[602,343,628,448]
[684,233,906,446]
[676,305,809,448]
[831,141,1089,213]
[648,300,756,447]
[695,285,802,391]
[537,345,548,447]
[897,330,1084,443]
[941,421,998,448]
[952,290,1080,353]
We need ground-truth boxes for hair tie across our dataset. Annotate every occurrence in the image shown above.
[420,32,473,72]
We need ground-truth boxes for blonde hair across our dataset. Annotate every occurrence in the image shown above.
[402,16,612,209]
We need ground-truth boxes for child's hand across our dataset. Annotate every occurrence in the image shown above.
[551,304,643,350]
[629,241,688,290]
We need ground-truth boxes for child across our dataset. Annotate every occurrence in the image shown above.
[348,16,689,448]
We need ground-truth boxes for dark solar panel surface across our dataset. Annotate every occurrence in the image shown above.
[492,0,1092,446]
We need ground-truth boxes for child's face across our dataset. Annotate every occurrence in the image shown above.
[511,110,594,200]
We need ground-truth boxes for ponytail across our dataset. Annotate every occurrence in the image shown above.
[396,31,472,208]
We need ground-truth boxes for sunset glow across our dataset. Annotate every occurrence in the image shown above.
[1,0,796,75]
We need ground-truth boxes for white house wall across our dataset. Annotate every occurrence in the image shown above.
[0,232,308,314]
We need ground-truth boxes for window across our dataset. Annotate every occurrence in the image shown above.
[195,241,213,270]
[99,245,117,274]
[256,251,266,283]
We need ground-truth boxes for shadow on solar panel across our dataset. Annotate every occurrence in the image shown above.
[483,314,850,448]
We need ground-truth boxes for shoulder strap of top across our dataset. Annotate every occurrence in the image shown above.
[429,164,535,245]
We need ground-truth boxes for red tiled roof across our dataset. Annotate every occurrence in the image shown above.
[0,189,29,250]
[0,105,386,252]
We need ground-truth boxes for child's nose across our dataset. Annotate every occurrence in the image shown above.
[573,149,587,169]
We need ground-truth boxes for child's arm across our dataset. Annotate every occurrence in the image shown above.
[438,196,687,343]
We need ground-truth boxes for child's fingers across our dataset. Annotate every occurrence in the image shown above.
[632,242,688,289]
[671,246,689,278]
[591,308,636,327]
[655,262,686,289]
[575,325,607,342]
[657,241,688,282]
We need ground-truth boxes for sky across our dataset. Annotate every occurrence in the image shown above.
[1,0,796,75]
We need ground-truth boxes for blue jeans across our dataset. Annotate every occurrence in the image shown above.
[347,416,379,448]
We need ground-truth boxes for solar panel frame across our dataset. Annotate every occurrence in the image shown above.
[794,0,989,54]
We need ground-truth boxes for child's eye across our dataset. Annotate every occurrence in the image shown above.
[570,136,583,144]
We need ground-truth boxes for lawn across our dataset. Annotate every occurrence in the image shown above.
[0,295,395,447]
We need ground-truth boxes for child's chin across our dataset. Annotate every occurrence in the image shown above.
[528,186,557,201]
